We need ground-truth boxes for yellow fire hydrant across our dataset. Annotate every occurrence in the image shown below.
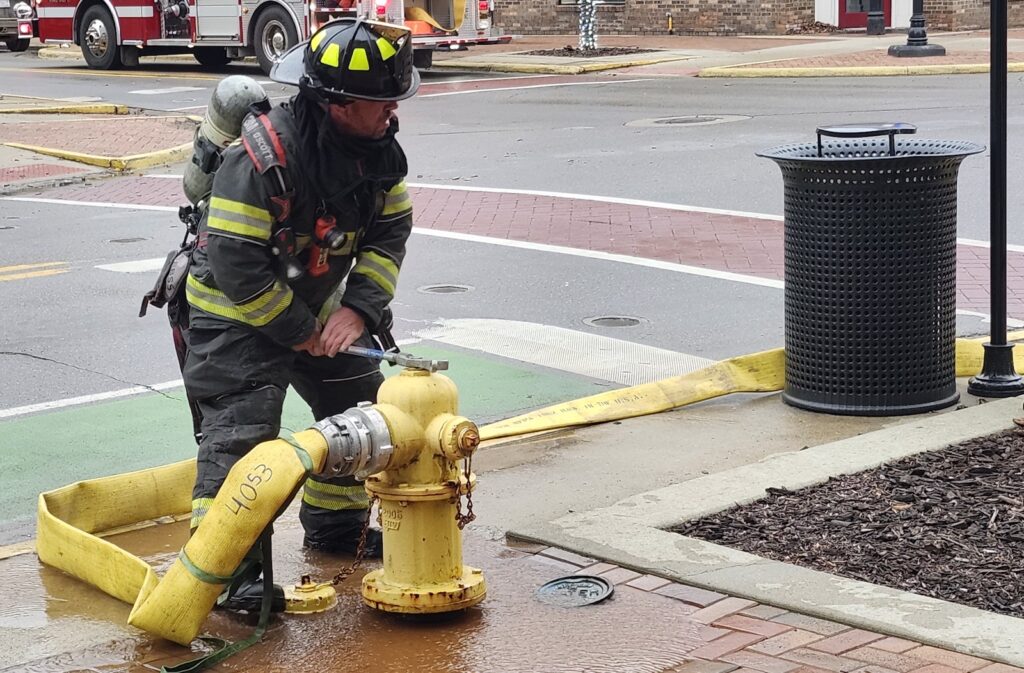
[310,362,486,613]
[360,367,486,612]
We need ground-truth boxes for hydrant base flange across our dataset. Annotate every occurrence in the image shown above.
[361,566,486,614]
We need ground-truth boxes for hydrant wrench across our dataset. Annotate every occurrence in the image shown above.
[345,345,449,372]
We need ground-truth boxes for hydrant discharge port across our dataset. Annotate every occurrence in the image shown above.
[313,406,394,479]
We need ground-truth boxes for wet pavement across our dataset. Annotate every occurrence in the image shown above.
[5,504,1021,673]
[3,512,714,672]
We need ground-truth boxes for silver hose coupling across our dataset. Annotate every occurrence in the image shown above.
[312,402,393,480]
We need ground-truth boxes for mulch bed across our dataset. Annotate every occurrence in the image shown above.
[672,428,1024,618]
[523,46,660,58]
[786,21,840,34]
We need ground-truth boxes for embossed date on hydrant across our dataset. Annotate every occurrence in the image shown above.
[381,507,403,531]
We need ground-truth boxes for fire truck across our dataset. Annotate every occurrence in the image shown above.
[35,0,509,72]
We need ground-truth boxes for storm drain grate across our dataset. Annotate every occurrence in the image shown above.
[626,115,750,128]
[418,284,474,294]
[583,315,645,328]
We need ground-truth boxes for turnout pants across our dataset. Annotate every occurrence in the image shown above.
[183,318,384,546]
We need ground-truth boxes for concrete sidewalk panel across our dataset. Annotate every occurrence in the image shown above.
[432,51,694,75]
[511,395,1024,666]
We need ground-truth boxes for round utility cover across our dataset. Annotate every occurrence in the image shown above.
[535,575,613,607]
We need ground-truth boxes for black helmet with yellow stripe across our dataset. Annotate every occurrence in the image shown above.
[271,19,420,103]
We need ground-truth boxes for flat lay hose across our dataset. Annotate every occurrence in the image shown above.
[35,335,1024,643]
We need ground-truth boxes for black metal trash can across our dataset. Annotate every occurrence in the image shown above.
[758,123,984,416]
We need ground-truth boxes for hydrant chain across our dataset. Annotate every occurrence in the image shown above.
[455,456,476,530]
[332,495,379,585]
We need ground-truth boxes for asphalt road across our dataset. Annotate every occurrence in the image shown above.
[0,52,1013,540]
[0,56,1017,240]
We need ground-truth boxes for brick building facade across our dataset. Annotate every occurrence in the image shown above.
[493,0,1018,36]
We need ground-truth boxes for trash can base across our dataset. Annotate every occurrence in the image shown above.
[782,391,960,416]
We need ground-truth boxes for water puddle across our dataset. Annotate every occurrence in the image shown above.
[3,513,707,672]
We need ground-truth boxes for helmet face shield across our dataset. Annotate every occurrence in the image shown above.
[271,19,420,103]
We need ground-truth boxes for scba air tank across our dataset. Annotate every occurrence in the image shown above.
[183,76,269,206]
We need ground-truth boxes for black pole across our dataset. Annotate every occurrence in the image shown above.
[866,0,886,35]
[888,0,945,56]
[968,0,1024,398]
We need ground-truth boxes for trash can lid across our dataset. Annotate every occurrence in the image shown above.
[815,122,917,139]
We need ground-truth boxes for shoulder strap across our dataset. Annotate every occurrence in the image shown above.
[241,104,294,224]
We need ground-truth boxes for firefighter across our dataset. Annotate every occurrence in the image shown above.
[182,18,419,611]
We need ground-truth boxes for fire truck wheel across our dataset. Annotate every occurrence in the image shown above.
[194,47,232,68]
[5,38,30,52]
[79,5,121,69]
[253,5,297,75]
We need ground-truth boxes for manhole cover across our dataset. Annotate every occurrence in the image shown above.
[0,225,16,230]
[536,575,613,607]
[625,114,750,128]
[583,315,644,328]
[108,237,147,243]
[418,284,473,294]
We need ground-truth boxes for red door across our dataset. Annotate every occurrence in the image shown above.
[838,0,892,28]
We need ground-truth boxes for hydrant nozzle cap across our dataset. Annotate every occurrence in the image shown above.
[441,417,480,460]
[458,427,480,452]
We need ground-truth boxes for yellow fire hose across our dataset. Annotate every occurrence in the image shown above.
[34,335,1024,645]
[405,0,466,33]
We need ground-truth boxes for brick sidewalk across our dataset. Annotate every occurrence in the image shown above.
[0,115,195,156]
[0,163,88,183]
[29,176,1024,320]
[521,544,1021,673]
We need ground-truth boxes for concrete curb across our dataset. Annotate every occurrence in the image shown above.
[0,103,129,115]
[37,46,192,63]
[36,45,257,64]
[700,61,1024,78]
[511,395,1024,666]
[3,140,192,171]
[432,55,691,75]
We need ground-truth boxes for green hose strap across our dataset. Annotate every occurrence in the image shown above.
[177,548,239,586]
[160,530,275,673]
[281,435,314,473]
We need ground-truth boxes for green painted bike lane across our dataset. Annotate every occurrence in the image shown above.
[0,344,607,544]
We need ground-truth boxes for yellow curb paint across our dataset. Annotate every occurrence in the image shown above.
[0,65,223,82]
[0,104,129,115]
[4,139,193,172]
[700,61,1024,78]
[117,141,193,171]
[0,268,69,282]
[574,56,694,72]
